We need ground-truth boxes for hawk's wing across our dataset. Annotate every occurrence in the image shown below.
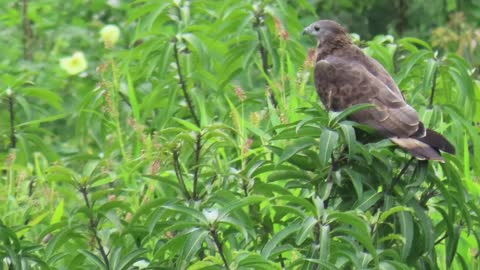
[314,56,421,138]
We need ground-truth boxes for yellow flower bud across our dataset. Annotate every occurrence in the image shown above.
[59,51,87,75]
[100,24,120,48]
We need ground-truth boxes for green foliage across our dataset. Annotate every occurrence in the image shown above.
[1,0,479,269]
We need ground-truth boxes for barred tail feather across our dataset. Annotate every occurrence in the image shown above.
[390,137,445,162]
[417,129,456,154]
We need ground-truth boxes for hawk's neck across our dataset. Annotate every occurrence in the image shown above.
[316,38,352,61]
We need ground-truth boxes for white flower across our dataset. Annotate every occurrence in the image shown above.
[203,208,219,223]
[59,51,87,75]
[100,24,120,48]
[107,0,121,8]
[132,260,149,269]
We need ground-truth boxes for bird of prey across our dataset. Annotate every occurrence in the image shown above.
[303,20,455,161]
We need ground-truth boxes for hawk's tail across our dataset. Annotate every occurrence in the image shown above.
[390,129,455,162]
[418,129,456,154]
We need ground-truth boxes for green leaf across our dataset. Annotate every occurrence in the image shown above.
[173,117,201,132]
[319,129,339,166]
[261,223,301,258]
[353,191,382,211]
[275,195,317,216]
[446,225,461,267]
[79,249,106,269]
[398,37,432,51]
[267,170,311,182]
[379,206,412,223]
[330,103,375,125]
[398,211,414,261]
[50,199,64,225]
[236,253,280,269]
[319,224,331,263]
[162,203,207,224]
[277,137,316,165]
[118,248,149,270]
[179,229,209,269]
[20,87,63,110]
[218,195,265,219]
[422,58,438,94]
[295,216,317,245]
[126,72,140,121]
[330,212,378,266]
[16,113,67,127]
[339,122,357,156]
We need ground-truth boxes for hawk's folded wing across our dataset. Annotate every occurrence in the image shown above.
[314,56,422,138]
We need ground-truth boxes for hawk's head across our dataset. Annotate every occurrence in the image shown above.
[303,20,349,44]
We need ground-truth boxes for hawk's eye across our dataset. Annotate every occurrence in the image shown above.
[314,26,320,31]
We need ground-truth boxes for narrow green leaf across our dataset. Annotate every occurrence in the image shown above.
[295,216,317,245]
[398,37,433,51]
[319,129,339,166]
[318,224,331,262]
[126,72,140,121]
[330,212,378,266]
[261,223,300,258]
[118,248,149,270]
[267,170,311,182]
[331,103,375,125]
[218,195,264,219]
[162,204,207,224]
[339,122,357,156]
[237,253,279,269]
[50,199,64,225]
[422,58,437,94]
[398,211,413,261]
[16,114,67,127]
[277,137,316,165]
[20,87,63,110]
[353,191,382,211]
[379,206,412,223]
[173,117,201,132]
[79,249,106,269]
[446,225,461,267]
[179,229,209,269]
[275,195,317,216]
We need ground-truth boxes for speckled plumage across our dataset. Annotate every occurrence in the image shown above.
[304,20,455,161]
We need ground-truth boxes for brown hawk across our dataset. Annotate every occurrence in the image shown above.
[303,20,455,161]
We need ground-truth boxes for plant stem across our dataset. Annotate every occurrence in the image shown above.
[434,232,448,246]
[253,9,278,108]
[278,253,286,268]
[419,182,437,206]
[173,150,191,200]
[210,229,230,270]
[192,132,202,200]
[312,222,321,270]
[172,38,203,200]
[173,40,200,127]
[428,66,438,109]
[390,157,415,191]
[79,186,110,269]
[21,0,33,60]
[109,60,128,160]
[395,0,407,35]
[7,95,16,148]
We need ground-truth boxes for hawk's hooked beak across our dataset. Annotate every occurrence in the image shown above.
[303,25,316,36]
[302,27,309,36]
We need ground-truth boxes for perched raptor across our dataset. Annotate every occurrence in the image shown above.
[303,20,455,161]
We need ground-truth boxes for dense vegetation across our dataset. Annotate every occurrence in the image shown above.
[1,0,479,269]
